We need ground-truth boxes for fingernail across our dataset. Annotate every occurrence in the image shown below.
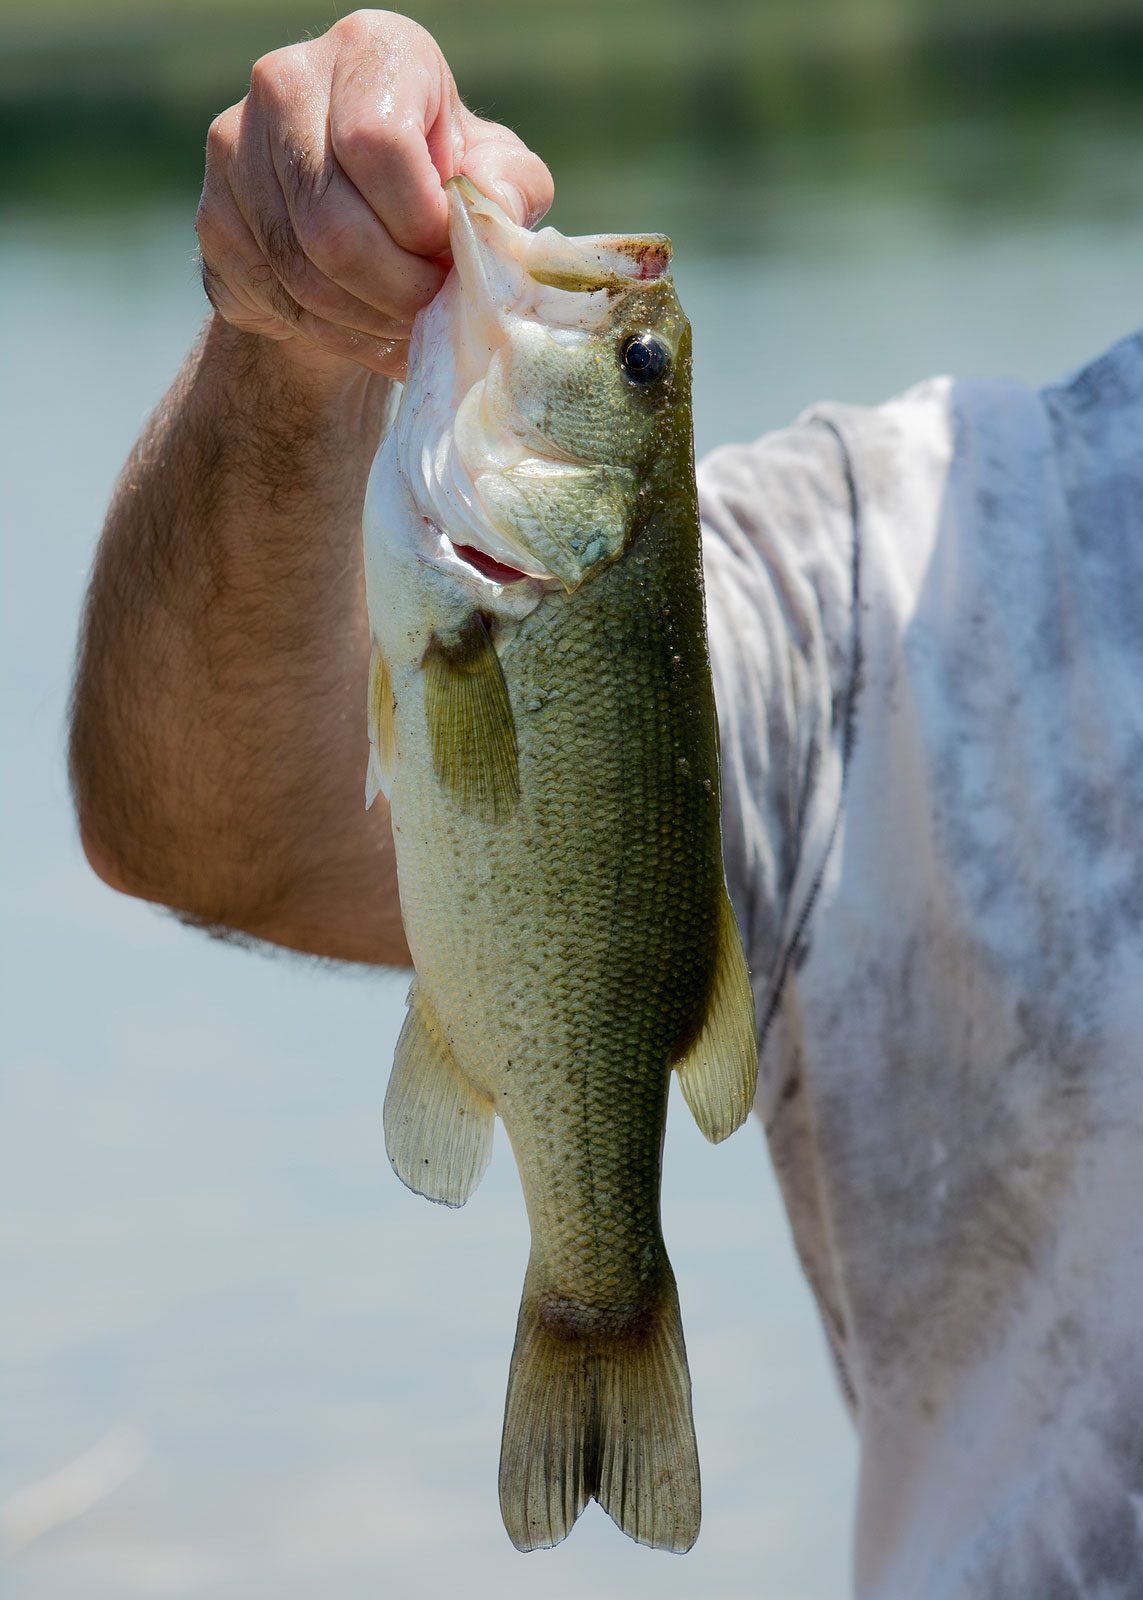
[491,181,529,226]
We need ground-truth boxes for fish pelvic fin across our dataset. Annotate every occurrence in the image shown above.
[674,889,759,1143]
[384,982,494,1208]
[365,642,396,808]
[499,1268,700,1553]
[422,612,519,823]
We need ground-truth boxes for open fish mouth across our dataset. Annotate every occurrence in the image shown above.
[394,178,675,596]
[449,540,534,586]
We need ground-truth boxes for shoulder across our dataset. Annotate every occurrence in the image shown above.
[701,328,1143,641]
[697,376,956,559]
[1040,329,1143,529]
[1043,326,1143,431]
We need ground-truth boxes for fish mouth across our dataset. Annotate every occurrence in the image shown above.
[446,175,672,307]
[419,522,552,601]
[450,540,532,587]
[397,180,663,599]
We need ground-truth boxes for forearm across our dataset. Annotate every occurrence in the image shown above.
[70,313,410,964]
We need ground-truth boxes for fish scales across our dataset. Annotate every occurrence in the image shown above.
[400,515,719,1299]
[362,178,758,1552]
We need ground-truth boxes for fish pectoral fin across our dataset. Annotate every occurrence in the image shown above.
[365,642,397,808]
[384,982,495,1208]
[499,1268,700,1553]
[422,613,519,822]
[673,890,759,1144]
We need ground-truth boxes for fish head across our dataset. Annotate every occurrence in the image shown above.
[395,176,692,597]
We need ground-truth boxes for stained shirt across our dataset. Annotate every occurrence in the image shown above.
[699,330,1143,1600]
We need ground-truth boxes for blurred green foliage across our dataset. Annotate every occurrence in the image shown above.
[3,0,1142,233]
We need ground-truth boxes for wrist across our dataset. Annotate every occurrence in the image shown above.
[202,312,392,416]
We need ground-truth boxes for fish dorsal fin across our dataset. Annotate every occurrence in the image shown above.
[422,613,519,821]
[365,642,397,808]
[674,891,758,1143]
[384,982,495,1208]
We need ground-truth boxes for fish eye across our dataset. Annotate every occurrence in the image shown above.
[620,333,669,386]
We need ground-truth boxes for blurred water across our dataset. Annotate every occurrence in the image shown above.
[2,137,1142,1597]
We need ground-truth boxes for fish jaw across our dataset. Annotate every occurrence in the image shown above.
[391,177,682,596]
[446,172,672,312]
[363,431,549,634]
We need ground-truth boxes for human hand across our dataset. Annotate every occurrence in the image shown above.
[196,9,554,381]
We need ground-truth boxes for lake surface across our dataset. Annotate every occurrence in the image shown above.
[3,116,1142,1598]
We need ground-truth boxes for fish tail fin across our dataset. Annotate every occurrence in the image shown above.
[498,1268,700,1553]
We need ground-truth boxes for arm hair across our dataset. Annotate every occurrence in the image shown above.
[69,315,411,966]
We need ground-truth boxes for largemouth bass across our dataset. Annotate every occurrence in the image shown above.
[361,178,757,1553]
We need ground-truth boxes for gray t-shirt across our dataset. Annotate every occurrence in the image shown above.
[700,331,1143,1600]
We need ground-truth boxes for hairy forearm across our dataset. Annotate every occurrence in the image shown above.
[70,313,411,965]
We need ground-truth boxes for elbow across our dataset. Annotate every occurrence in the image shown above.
[73,783,161,903]
[69,735,166,907]
[74,804,238,931]
[68,689,171,907]
[68,719,411,967]
[76,815,142,900]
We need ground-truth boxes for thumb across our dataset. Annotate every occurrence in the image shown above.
[457,113,554,229]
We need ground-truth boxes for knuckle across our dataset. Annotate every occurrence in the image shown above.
[248,44,304,99]
[332,104,398,162]
[333,10,427,47]
[329,9,375,44]
[246,55,274,97]
[205,108,238,165]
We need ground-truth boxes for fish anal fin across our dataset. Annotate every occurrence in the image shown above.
[499,1270,700,1553]
[384,983,494,1208]
[366,642,396,808]
[422,613,519,822]
[674,890,758,1144]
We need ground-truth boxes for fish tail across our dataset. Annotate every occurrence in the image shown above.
[498,1266,700,1552]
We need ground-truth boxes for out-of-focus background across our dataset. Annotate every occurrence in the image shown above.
[3,1,1141,1596]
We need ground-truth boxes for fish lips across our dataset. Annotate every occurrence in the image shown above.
[445,175,673,317]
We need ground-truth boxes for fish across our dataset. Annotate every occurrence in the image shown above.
[361,176,758,1553]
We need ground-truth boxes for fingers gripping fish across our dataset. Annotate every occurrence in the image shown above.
[361,178,758,1553]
